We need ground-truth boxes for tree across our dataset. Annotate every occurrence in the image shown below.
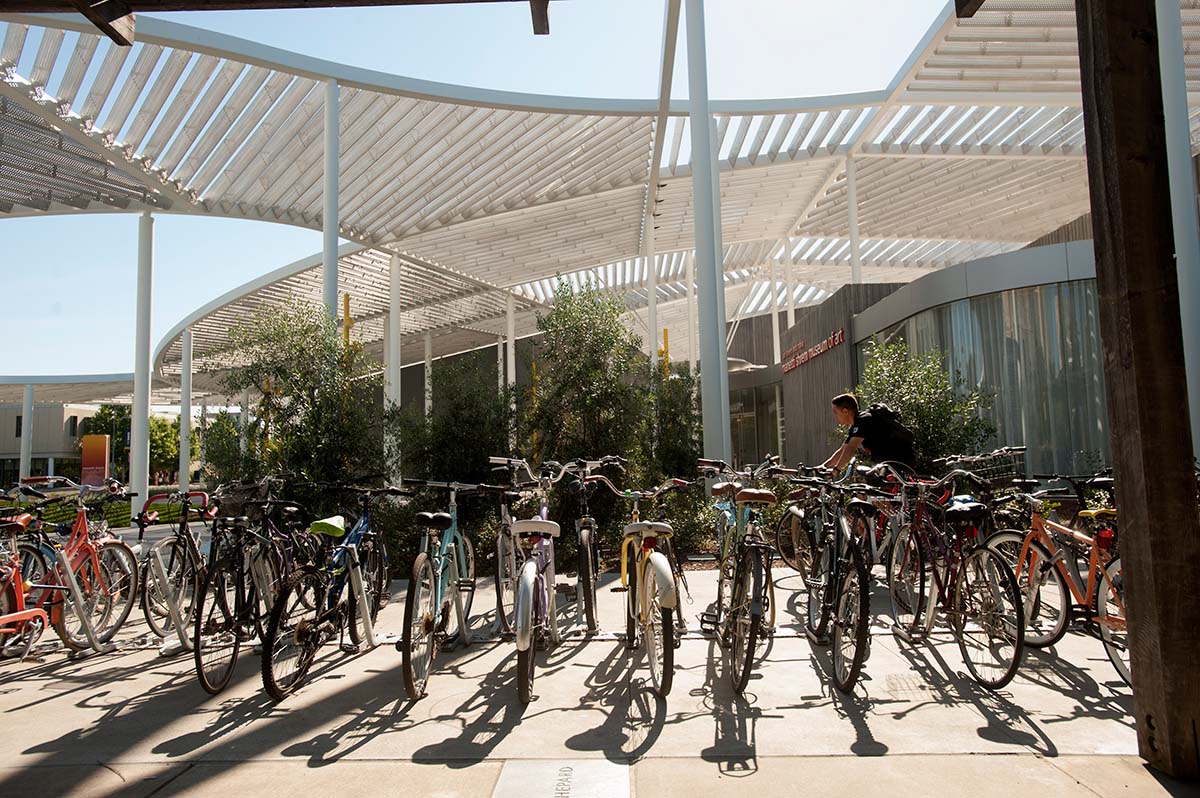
[200,410,242,487]
[854,339,995,472]
[148,415,178,481]
[221,300,385,487]
[81,404,130,480]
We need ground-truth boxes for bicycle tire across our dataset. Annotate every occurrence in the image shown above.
[774,511,812,574]
[515,570,538,704]
[443,536,476,644]
[624,555,638,650]
[94,540,139,642]
[805,533,833,640]
[987,531,1068,648]
[6,544,50,658]
[348,539,385,647]
[643,556,674,697]
[715,551,735,648]
[578,525,598,633]
[53,555,115,652]
[261,567,325,702]
[194,556,242,695]
[887,523,927,635]
[401,553,437,700]
[494,532,517,633]
[955,546,1025,690]
[831,537,870,693]
[730,547,761,693]
[141,538,201,639]
[1095,557,1130,686]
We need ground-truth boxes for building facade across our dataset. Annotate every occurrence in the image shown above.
[0,403,97,485]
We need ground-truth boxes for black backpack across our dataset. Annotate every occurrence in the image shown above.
[867,403,916,447]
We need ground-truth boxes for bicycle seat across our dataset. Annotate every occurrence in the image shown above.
[786,487,814,502]
[735,488,776,506]
[712,481,742,496]
[945,501,988,521]
[847,498,877,516]
[1012,478,1040,492]
[218,515,250,528]
[0,513,32,531]
[513,518,559,539]
[310,515,346,537]
[623,521,672,538]
[1077,508,1118,521]
[1087,477,1116,491]
[416,512,453,531]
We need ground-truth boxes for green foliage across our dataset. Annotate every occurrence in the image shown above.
[855,339,995,472]
[199,410,244,487]
[81,405,130,480]
[148,415,178,477]
[221,300,385,494]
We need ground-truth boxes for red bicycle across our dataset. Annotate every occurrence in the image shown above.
[0,512,49,660]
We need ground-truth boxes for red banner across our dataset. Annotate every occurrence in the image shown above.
[80,434,110,486]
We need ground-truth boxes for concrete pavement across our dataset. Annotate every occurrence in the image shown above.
[0,546,1185,798]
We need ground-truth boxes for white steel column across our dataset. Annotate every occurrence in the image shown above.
[497,336,505,391]
[686,0,732,461]
[647,247,658,370]
[47,457,55,476]
[506,294,516,388]
[1158,0,1200,453]
[18,385,33,482]
[847,156,863,285]
[385,254,403,410]
[770,256,782,364]
[130,212,153,503]
[685,250,696,372]
[199,401,207,479]
[424,330,433,416]
[322,79,339,317]
[178,328,192,491]
[786,238,796,328]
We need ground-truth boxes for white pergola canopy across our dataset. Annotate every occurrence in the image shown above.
[3,1,1200,397]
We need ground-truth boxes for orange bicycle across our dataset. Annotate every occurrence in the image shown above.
[986,483,1127,685]
[0,513,49,660]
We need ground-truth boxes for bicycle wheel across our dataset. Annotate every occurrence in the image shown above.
[53,555,115,652]
[1,546,48,659]
[443,536,476,643]
[730,548,760,694]
[1095,557,1130,686]
[955,546,1025,690]
[987,531,1068,648]
[887,523,927,634]
[494,532,518,633]
[831,538,870,693]
[401,553,437,700]
[194,557,242,695]
[642,555,674,697]
[515,574,538,705]
[348,539,386,647]
[578,525,598,633]
[774,511,813,574]
[94,540,138,641]
[805,532,833,640]
[624,554,638,650]
[141,538,201,638]
[261,567,325,702]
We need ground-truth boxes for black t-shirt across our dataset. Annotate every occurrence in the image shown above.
[846,411,916,468]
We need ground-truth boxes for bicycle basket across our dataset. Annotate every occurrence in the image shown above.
[211,480,270,520]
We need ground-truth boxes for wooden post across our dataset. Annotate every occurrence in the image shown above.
[1074,0,1200,779]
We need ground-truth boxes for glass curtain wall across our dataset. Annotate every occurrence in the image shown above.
[859,280,1109,474]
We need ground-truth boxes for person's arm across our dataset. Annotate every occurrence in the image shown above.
[822,438,863,471]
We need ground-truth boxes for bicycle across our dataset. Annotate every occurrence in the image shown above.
[985,481,1127,685]
[791,467,886,693]
[0,513,49,660]
[8,478,140,653]
[261,483,404,701]
[587,472,690,697]
[137,489,216,640]
[886,466,1026,690]
[697,456,787,693]
[399,479,481,700]
[193,496,313,694]
[567,456,624,634]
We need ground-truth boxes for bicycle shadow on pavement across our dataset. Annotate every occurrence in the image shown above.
[564,640,666,763]
[693,637,784,776]
[1017,646,1133,728]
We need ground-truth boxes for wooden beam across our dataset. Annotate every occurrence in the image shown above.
[954,0,986,17]
[1074,0,1200,780]
[529,0,548,34]
[69,0,135,45]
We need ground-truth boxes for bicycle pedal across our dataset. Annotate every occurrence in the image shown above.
[609,586,628,593]
[698,612,719,634]
[340,642,361,654]
[554,584,576,596]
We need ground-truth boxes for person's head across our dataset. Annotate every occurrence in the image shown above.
[831,393,859,426]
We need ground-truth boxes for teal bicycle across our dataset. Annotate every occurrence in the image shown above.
[398,480,480,700]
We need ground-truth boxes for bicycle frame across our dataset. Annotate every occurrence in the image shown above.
[414,483,475,645]
[0,528,49,646]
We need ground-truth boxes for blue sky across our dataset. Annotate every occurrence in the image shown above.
[0,0,947,375]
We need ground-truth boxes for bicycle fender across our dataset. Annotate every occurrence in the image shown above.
[514,559,538,652]
[750,554,764,616]
[645,551,677,610]
[787,505,804,521]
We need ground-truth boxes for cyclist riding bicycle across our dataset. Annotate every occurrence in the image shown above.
[822,393,917,474]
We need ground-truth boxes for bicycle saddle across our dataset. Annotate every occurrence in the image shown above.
[512,518,559,538]
[623,521,672,538]
[847,498,877,515]
[945,500,988,520]
[416,511,453,531]
[735,488,776,506]
[0,513,32,533]
[310,515,346,537]
[712,481,742,496]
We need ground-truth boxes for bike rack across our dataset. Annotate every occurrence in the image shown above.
[447,551,472,648]
[149,547,194,656]
[346,543,397,649]
[55,549,116,657]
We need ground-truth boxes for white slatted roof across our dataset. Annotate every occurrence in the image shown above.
[4,1,1200,397]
